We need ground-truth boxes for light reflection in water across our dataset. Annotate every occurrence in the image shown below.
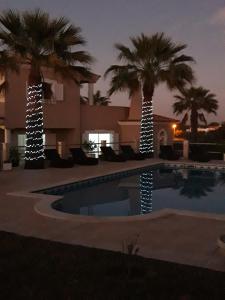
[51,167,225,217]
[139,171,153,214]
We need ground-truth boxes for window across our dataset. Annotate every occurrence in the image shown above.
[88,132,114,156]
[42,79,64,103]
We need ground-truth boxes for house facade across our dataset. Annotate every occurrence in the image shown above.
[0,65,178,161]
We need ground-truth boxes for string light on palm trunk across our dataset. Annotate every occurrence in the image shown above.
[139,91,154,154]
[139,171,153,214]
[25,83,45,161]
[138,79,154,155]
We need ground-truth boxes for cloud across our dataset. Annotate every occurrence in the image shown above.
[211,7,225,25]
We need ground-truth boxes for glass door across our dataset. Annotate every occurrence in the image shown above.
[88,132,113,156]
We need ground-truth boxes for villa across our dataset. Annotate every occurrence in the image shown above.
[0,65,178,161]
[0,4,225,299]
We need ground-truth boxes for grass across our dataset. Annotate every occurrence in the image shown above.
[0,231,224,300]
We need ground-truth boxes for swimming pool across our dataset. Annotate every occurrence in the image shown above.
[38,165,225,217]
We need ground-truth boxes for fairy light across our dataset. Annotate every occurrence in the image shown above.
[24,83,45,163]
[139,80,154,155]
[140,99,154,154]
[139,171,153,214]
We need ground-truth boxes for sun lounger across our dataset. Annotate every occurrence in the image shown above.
[100,146,126,162]
[159,145,180,160]
[70,148,98,165]
[44,149,74,168]
[120,145,145,160]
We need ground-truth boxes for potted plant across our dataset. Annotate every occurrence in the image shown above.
[9,146,20,167]
[82,140,97,157]
[2,160,12,171]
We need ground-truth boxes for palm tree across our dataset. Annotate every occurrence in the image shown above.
[93,90,111,106]
[105,33,194,156]
[0,9,93,169]
[0,51,18,93]
[80,90,111,106]
[173,87,218,141]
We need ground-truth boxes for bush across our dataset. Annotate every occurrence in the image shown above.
[9,146,20,167]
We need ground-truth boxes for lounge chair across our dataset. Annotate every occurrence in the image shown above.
[44,149,74,168]
[100,146,126,162]
[70,148,98,165]
[189,145,210,162]
[159,145,180,160]
[120,145,145,160]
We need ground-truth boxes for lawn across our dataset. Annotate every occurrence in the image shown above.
[0,231,224,300]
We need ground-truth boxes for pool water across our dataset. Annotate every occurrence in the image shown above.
[49,166,225,217]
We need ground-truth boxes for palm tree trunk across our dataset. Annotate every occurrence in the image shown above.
[190,108,198,142]
[139,83,154,157]
[24,65,45,169]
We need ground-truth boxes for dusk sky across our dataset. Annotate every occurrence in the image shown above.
[0,0,225,121]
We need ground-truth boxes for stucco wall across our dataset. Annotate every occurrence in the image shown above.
[5,65,80,132]
[120,121,174,154]
[0,103,4,119]
[128,90,142,120]
[80,105,129,132]
[119,123,140,151]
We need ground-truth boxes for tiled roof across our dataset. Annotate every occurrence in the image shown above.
[153,114,179,123]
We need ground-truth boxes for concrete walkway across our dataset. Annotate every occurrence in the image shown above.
[0,159,225,272]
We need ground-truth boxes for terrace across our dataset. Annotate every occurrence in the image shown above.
[1,158,225,273]
[0,5,224,298]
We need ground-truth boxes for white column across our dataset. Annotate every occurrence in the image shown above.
[3,129,11,161]
[4,129,11,144]
[88,83,94,105]
[183,139,189,160]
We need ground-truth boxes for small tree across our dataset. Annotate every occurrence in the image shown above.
[80,90,110,106]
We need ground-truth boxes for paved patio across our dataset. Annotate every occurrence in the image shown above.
[1,158,225,272]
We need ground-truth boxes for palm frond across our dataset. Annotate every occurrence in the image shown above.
[198,113,207,125]
[0,80,8,94]
[93,90,111,106]
[0,9,22,35]
[181,112,189,125]
[105,64,139,96]
[115,44,136,63]
[173,100,189,115]
[172,54,195,64]
[0,51,19,73]
[107,32,195,100]
[173,86,218,124]
[163,63,195,91]
[0,9,94,82]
